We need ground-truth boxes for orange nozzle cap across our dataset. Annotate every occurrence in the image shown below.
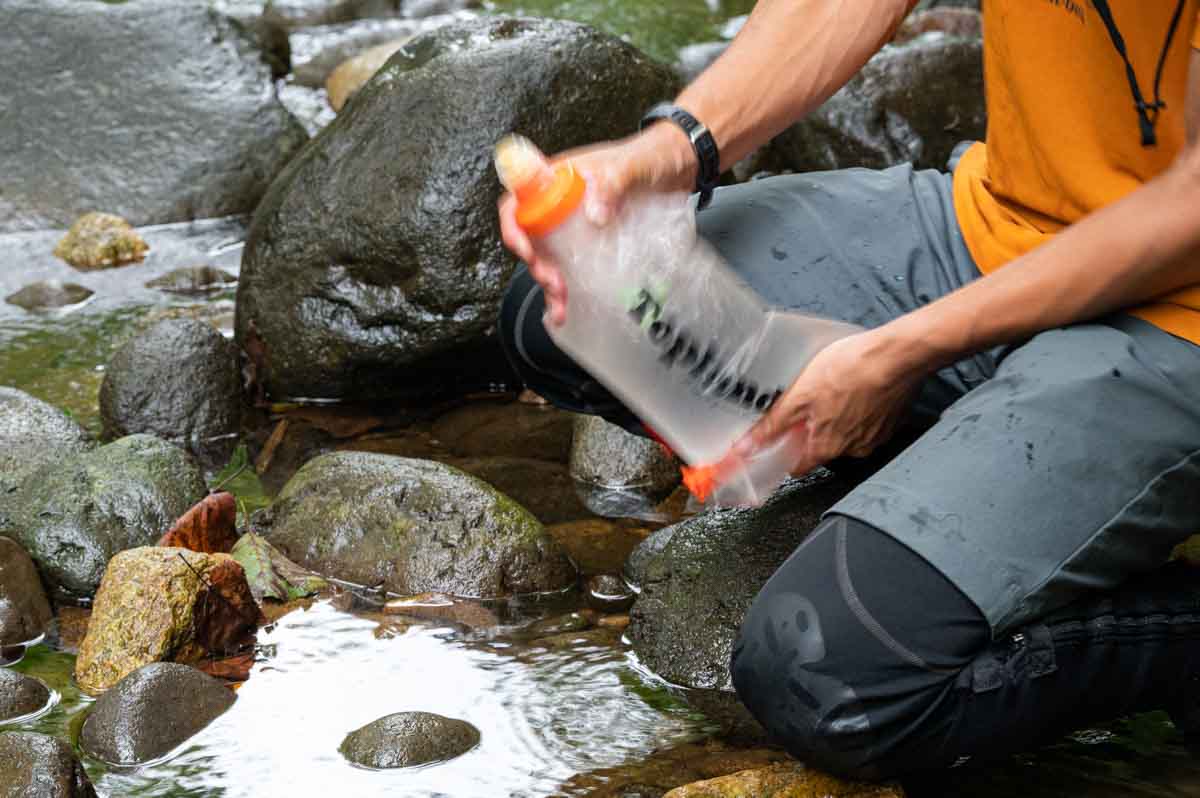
[496,135,586,237]
[681,463,723,503]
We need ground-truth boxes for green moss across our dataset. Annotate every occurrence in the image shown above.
[484,0,756,63]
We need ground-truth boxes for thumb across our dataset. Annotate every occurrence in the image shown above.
[579,160,633,227]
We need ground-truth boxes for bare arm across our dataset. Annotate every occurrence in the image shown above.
[675,0,919,170]
[880,51,1200,378]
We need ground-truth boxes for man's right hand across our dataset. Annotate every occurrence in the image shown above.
[498,123,699,327]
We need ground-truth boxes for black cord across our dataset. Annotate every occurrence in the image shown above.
[1091,0,1187,148]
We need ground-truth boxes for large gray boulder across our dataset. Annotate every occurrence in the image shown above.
[0,388,92,500]
[339,711,480,768]
[0,733,97,798]
[0,0,306,233]
[627,472,855,735]
[79,663,236,765]
[0,537,53,647]
[99,319,243,465]
[235,16,680,401]
[0,435,207,601]
[752,35,984,177]
[253,451,576,597]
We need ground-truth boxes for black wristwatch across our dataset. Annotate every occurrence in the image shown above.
[639,102,721,210]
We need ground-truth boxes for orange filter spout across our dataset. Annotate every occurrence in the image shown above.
[495,135,586,237]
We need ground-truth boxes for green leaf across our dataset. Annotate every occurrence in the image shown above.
[231,534,327,602]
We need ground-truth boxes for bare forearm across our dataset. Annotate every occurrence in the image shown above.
[676,0,916,169]
[882,149,1200,375]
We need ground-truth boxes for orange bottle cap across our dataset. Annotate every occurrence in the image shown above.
[514,162,586,237]
[496,135,586,237]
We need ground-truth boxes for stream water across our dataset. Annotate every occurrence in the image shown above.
[6,1,1200,794]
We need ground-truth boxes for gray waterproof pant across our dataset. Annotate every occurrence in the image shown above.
[501,163,1200,637]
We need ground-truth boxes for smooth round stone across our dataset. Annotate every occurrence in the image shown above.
[585,574,635,613]
[5,280,94,311]
[339,711,480,768]
[0,668,51,721]
[144,265,237,295]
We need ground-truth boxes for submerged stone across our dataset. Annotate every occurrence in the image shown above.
[5,280,94,311]
[144,266,238,295]
[52,213,148,270]
[663,762,904,798]
[0,732,97,798]
[235,16,680,401]
[79,663,236,765]
[255,451,576,597]
[339,711,480,768]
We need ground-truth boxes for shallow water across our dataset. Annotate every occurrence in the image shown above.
[11,600,710,798]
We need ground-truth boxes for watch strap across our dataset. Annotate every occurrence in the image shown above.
[639,102,720,210]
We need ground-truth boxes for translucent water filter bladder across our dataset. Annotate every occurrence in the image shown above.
[497,135,860,506]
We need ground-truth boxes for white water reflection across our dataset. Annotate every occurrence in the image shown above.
[94,601,706,798]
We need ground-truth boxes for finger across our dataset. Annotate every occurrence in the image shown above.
[498,194,534,262]
[576,159,631,227]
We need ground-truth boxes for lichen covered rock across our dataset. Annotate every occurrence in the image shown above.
[52,213,149,269]
[74,547,260,695]
[255,451,575,597]
[1,435,207,601]
[663,763,904,798]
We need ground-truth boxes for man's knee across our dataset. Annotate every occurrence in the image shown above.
[496,265,543,380]
[729,514,988,778]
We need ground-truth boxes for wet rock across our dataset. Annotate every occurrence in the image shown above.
[663,762,904,798]
[623,525,677,590]
[548,519,652,577]
[596,613,630,632]
[0,537,53,647]
[326,38,412,111]
[52,213,149,270]
[255,452,575,597]
[158,493,240,554]
[676,41,728,83]
[5,280,93,311]
[99,319,243,464]
[570,416,680,498]
[0,1,306,233]
[585,574,635,613]
[74,547,260,695]
[79,663,236,765]
[0,732,97,798]
[526,626,618,651]
[769,35,984,173]
[445,456,592,525]
[1,435,207,601]
[383,592,499,629]
[893,7,982,44]
[339,711,480,768]
[558,739,790,798]
[0,669,51,722]
[291,18,424,86]
[145,266,238,296]
[627,473,856,736]
[235,16,680,402]
[0,388,93,499]
[523,611,596,640]
[431,401,575,462]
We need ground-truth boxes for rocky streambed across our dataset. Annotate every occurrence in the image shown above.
[5,1,1200,797]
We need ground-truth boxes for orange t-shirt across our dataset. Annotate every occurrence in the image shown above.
[953,0,1200,342]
